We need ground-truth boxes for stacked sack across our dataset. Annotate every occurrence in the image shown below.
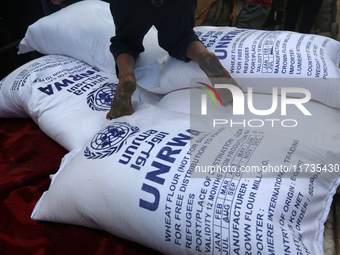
[0,0,340,254]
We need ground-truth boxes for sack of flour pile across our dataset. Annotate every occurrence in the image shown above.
[141,26,340,108]
[32,104,340,255]
[0,55,160,150]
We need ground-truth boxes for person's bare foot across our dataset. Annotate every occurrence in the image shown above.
[199,52,242,106]
[106,74,136,120]
[199,51,231,79]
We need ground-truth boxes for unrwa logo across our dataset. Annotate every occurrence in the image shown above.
[87,82,117,111]
[84,122,140,159]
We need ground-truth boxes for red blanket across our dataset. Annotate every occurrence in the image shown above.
[0,118,162,255]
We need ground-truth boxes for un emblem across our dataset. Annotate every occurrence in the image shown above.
[84,122,140,159]
[87,82,117,111]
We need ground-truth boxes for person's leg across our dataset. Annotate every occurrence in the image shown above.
[155,0,238,105]
[284,0,304,31]
[107,0,151,119]
[154,0,198,62]
[235,1,272,29]
[154,0,241,106]
[106,54,137,120]
[186,41,240,106]
[299,0,324,33]
[186,41,231,79]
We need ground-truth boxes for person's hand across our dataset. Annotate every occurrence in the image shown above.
[51,0,63,4]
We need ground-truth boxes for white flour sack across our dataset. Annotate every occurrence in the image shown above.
[0,55,160,151]
[142,26,340,108]
[32,104,340,255]
[17,0,168,73]
[156,87,340,135]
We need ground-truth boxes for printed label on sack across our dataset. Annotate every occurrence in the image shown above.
[195,27,333,79]
[12,56,104,94]
[84,122,320,254]
[161,128,313,254]
[11,56,116,111]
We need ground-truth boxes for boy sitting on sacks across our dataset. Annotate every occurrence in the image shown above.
[51,0,239,119]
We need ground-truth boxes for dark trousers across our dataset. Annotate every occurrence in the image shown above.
[235,2,272,29]
[109,0,199,63]
[284,0,324,33]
